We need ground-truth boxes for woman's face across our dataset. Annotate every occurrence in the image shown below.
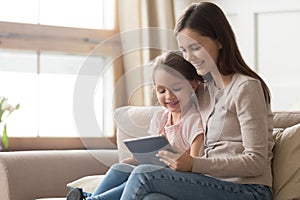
[176,28,221,76]
[154,68,195,115]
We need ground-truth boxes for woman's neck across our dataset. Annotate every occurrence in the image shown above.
[211,73,233,89]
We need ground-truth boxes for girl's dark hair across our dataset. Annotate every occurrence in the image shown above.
[152,51,204,83]
[174,2,271,103]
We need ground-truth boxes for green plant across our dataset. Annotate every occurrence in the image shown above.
[0,96,20,150]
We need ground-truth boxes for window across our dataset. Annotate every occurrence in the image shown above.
[0,0,115,29]
[0,50,38,137]
[0,0,118,142]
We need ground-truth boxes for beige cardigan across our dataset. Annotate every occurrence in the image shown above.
[193,73,274,187]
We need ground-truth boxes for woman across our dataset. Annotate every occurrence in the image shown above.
[120,2,274,199]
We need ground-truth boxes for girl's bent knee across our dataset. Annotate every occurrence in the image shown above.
[131,164,165,174]
[111,163,135,173]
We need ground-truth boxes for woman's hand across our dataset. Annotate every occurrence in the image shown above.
[156,150,193,171]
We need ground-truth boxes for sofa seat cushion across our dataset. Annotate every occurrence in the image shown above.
[35,175,106,200]
[36,198,65,200]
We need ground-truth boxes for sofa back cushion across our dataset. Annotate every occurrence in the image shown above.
[114,106,163,161]
[114,108,300,161]
[273,111,300,128]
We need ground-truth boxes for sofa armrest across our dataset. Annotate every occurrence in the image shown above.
[0,149,118,200]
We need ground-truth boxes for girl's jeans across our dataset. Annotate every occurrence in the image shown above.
[87,163,134,200]
[89,163,272,200]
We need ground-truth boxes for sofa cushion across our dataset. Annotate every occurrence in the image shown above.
[272,123,300,200]
[67,175,105,197]
[273,111,300,128]
[114,106,163,161]
[35,198,65,200]
[114,108,300,161]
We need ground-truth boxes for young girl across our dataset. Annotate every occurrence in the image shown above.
[120,2,274,200]
[66,51,205,200]
[149,51,204,158]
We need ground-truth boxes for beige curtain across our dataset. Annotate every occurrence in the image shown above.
[114,0,194,107]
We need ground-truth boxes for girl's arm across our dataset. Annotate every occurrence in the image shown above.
[121,154,138,165]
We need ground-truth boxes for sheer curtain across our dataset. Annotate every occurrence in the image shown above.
[114,0,194,107]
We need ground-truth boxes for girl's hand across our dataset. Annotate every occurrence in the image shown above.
[156,150,193,171]
[121,154,138,166]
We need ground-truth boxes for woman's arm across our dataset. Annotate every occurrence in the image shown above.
[157,131,204,171]
[190,134,204,157]
[191,79,273,177]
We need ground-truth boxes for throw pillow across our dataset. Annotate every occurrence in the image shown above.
[114,106,163,161]
[67,175,105,197]
[272,123,300,200]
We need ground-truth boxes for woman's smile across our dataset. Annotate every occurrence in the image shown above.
[192,60,205,70]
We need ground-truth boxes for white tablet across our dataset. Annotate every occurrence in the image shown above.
[123,134,176,166]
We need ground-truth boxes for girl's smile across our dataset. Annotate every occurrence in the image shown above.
[154,68,195,115]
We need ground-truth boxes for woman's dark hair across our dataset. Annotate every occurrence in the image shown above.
[151,51,204,83]
[174,2,271,103]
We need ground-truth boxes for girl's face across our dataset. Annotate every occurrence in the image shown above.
[176,28,221,76]
[154,68,197,115]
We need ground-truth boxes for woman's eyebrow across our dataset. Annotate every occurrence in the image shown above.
[179,42,201,50]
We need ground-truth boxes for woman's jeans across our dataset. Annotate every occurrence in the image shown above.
[89,163,272,200]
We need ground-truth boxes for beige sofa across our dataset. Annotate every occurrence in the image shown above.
[1,106,300,200]
[0,150,119,200]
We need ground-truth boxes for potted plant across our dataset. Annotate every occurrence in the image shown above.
[0,96,20,150]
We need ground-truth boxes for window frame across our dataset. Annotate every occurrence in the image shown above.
[0,21,119,55]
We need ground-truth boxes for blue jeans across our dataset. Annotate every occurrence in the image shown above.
[120,164,273,200]
[88,163,272,200]
[87,163,134,200]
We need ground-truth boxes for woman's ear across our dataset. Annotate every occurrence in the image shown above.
[191,80,200,91]
[218,41,222,49]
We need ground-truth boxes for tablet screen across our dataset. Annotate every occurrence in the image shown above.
[123,135,176,166]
